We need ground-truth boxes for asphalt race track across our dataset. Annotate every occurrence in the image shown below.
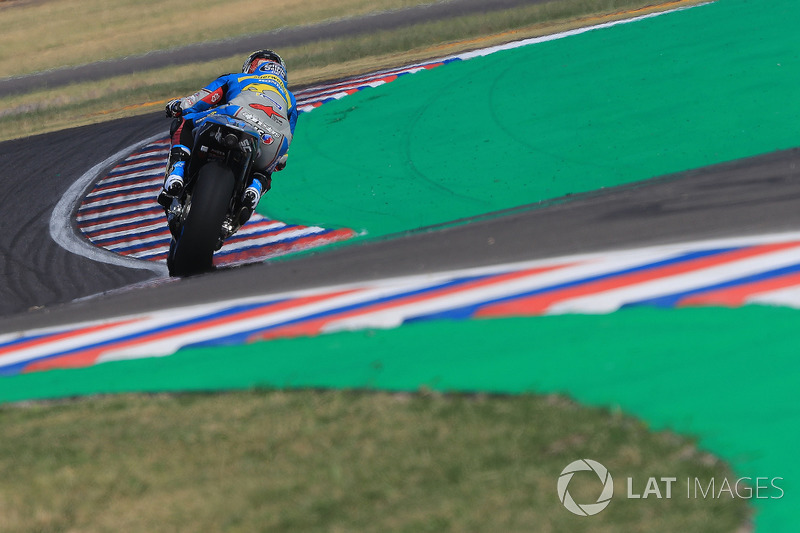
[0,115,164,318]
[0,104,798,333]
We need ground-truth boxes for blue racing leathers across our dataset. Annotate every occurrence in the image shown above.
[174,62,297,172]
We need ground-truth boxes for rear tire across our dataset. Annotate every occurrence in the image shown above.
[167,162,235,276]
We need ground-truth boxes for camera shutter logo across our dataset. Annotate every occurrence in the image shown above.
[557,459,614,516]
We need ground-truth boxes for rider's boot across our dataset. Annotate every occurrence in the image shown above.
[243,171,272,210]
[239,172,272,225]
[157,144,191,208]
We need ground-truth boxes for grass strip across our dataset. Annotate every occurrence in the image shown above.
[0,389,747,532]
[0,0,434,77]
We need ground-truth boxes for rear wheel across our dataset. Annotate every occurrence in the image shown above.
[167,162,234,276]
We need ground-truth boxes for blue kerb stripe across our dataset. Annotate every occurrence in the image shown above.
[107,161,165,177]
[185,272,497,349]
[404,306,478,324]
[127,147,168,158]
[3,299,289,376]
[405,247,743,324]
[82,213,164,237]
[114,153,165,165]
[138,141,170,151]
[112,238,170,254]
[216,233,331,257]
[84,182,161,203]
[214,227,324,255]
[79,206,163,225]
[108,162,163,176]
[84,220,168,239]
[80,196,161,217]
[109,157,165,169]
[120,152,167,165]
[110,223,313,255]
[93,173,161,191]
[94,226,168,247]
[623,262,800,309]
[1,362,37,377]
[0,328,71,351]
[118,226,325,259]
[135,249,169,261]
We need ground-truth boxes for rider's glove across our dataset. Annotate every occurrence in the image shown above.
[275,153,288,171]
[165,99,183,118]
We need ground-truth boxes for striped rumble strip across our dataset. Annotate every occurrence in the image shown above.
[4,232,800,375]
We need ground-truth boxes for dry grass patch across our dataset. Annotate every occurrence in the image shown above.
[0,0,433,77]
[0,390,749,532]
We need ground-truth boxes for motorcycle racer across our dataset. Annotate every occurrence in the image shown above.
[158,49,297,213]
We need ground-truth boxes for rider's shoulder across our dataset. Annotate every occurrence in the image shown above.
[206,73,238,86]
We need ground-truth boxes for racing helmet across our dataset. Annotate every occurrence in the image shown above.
[242,49,288,81]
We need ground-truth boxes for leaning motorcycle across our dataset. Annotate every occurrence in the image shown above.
[161,113,263,277]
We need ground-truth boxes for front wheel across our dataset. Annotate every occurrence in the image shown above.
[167,162,235,276]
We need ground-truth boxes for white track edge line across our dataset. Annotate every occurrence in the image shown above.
[49,132,169,275]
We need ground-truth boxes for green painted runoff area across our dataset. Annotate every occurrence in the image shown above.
[4,0,800,530]
[267,0,800,239]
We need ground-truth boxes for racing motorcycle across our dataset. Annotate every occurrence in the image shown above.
[161,114,262,277]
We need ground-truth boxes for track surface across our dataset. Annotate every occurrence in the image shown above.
[0,109,798,332]
[0,115,163,318]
